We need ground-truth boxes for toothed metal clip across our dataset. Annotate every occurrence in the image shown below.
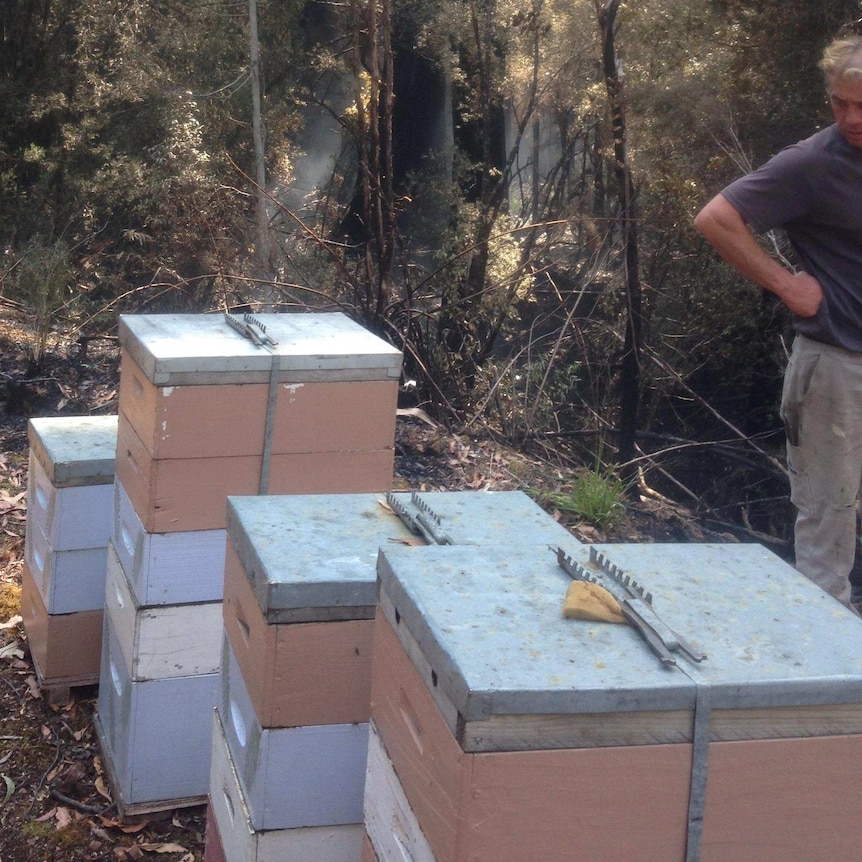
[224,312,279,347]
[386,492,424,537]
[557,546,707,668]
[410,492,452,545]
[386,492,452,545]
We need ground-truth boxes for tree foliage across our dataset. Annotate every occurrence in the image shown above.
[2,0,861,539]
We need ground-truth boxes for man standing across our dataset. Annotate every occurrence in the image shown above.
[694,34,862,608]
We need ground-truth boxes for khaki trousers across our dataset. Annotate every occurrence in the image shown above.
[780,334,862,606]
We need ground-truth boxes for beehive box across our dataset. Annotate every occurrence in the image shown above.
[219,637,368,831]
[21,561,103,687]
[27,416,117,549]
[25,518,108,614]
[113,478,226,606]
[115,313,402,533]
[223,493,413,731]
[372,541,862,862]
[104,543,222,680]
[363,723,434,862]
[223,491,577,729]
[25,416,117,614]
[94,612,219,813]
[208,710,364,862]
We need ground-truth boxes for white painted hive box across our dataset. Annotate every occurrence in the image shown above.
[105,542,222,681]
[27,415,117,550]
[95,611,218,813]
[25,415,117,615]
[112,478,226,606]
[208,709,364,862]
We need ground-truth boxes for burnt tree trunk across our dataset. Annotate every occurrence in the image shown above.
[596,0,643,483]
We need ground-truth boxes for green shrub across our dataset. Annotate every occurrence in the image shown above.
[6,237,71,366]
[542,468,628,530]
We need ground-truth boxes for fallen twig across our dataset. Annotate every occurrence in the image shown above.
[49,787,109,816]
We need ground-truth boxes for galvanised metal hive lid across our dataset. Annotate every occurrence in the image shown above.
[28,415,118,486]
[225,491,579,622]
[377,540,862,742]
[226,493,417,621]
[118,312,403,385]
[384,490,577,547]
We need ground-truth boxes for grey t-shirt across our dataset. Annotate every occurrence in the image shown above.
[722,124,862,351]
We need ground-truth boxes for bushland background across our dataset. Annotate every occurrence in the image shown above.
[1,1,860,858]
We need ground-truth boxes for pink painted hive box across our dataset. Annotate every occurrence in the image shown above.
[222,491,578,729]
[115,312,402,532]
[372,541,862,862]
[21,560,103,686]
[223,493,417,730]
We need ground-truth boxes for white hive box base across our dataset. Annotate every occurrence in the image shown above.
[209,710,363,862]
[105,543,222,680]
[113,478,226,606]
[220,637,368,831]
[96,613,217,812]
[364,722,436,862]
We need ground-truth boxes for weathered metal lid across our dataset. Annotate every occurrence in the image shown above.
[377,541,862,730]
[118,313,403,385]
[28,415,118,486]
[225,490,578,622]
[226,493,416,622]
[388,490,576,547]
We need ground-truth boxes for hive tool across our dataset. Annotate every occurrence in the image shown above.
[557,546,707,667]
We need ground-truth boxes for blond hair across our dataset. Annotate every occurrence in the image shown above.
[820,35,862,82]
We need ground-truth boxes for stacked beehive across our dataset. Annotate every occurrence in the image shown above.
[22,416,117,701]
[367,540,862,862]
[207,490,579,862]
[95,312,402,815]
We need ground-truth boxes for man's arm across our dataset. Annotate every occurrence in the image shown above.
[694,193,823,318]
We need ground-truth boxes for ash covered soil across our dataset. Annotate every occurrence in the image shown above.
[0,313,723,861]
